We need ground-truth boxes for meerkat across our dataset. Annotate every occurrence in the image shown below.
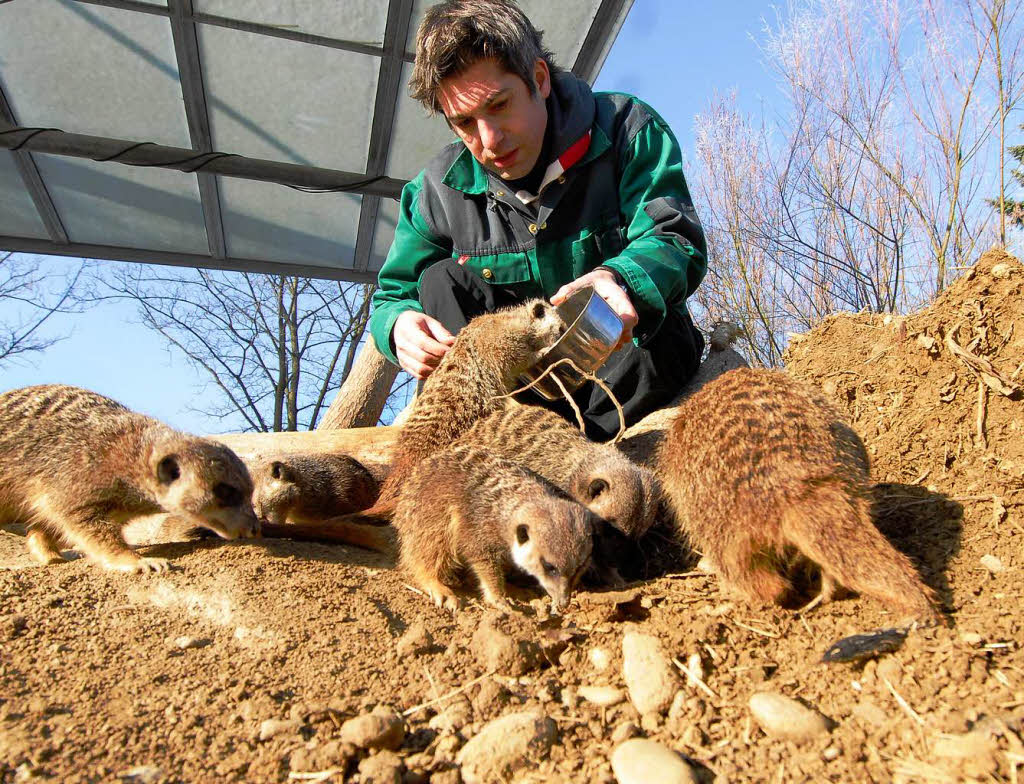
[258,300,565,550]
[249,453,378,524]
[658,368,938,619]
[456,401,660,539]
[394,443,593,612]
[0,385,259,573]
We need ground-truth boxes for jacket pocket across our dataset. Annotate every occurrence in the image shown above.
[570,218,625,276]
[455,251,532,285]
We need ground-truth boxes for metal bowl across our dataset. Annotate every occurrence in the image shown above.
[519,286,624,401]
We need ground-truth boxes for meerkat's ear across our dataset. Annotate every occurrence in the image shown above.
[587,478,609,500]
[270,461,296,482]
[157,455,180,484]
[515,523,530,545]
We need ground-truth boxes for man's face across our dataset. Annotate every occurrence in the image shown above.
[437,57,550,180]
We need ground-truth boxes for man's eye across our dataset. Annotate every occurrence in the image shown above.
[492,100,507,112]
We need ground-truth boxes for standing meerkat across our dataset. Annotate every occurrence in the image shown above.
[658,368,938,619]
[0,385,259,573]
[394,444,593,612]
[250,454,378,524]
[456,401,660,538]
[259,300,565,549]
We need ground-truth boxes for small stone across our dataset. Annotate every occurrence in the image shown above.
[610,738,698,784]
[7,615,27,638]
[429,770,462,784]
[579,686,625,708]
[457,711,557,784]
[589,647,612,672]
[396,621,433,658]
[471,616,543,676]
[822,746,840,761]
[851,700,888,727]
[339,706,405,750]
[991,262,1014,279]
[117,766,163,784]
[980,554,1005,574]
[959,631,984,646]
[611,722,640,744]
[560,687,578,710]
[173,636,211,650]
[471,678,510,717]
[748,692,831,742]
[640,712,661,733]
[428,698,472,734]
[358,750,404,784]
[668,691,687,721]
[259,718,302,741]
[622,631,678,715]
[876,657,902,685]
[289,740,356,772]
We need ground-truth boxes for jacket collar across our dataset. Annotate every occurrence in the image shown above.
[441,70,604,196]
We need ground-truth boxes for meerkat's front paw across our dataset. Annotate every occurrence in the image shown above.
[102,554,171,574]
[428,587,461,612]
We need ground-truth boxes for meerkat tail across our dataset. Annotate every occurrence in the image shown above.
[260,515,396,552]
[781,482,939,619]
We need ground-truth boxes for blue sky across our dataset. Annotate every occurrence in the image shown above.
[0,0,779,435]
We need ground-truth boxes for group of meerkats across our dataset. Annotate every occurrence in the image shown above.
[0,299,939,623]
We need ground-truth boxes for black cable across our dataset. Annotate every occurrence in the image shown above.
[1,126,383,192]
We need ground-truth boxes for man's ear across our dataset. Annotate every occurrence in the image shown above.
[534,57,551,99]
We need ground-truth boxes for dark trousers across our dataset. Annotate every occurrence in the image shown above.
[419,260,705,441]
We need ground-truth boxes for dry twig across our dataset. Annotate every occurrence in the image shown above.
[402,670,496,717]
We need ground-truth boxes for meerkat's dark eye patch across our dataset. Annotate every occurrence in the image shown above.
[157,456,180,484]
[541,558,559,576]
[213,482,243,507]
[530,302,547,319]
[587,478,609,500]
[515,524,530,545]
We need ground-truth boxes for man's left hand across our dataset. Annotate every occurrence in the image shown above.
[551,268,638,351]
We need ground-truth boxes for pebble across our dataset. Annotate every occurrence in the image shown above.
[173,636,211,650]
[7,615,27,639]
[959,631,984,646]
[357,750,404,784]
[991,262,1014,279]
[589,647,612,672]
[117,766,163,784]
[471,616,542,676]
[980,554,1005,574]
[610,739,697,784]
[288,740,356,772]
[396,621,433,658]
[471,678,510,717]
[428,698,472,734]
[579,686,625,708]
[748,692,831,741]
[851,700,888,727]
[339,706,405,750]
[611,722,640,744]
[622,631,678,715]
[457,711,557,784]
[258,718,302,741]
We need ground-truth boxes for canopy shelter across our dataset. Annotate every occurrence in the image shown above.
[0,0,633,282]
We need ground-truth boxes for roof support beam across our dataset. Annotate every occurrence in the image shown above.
[572,0,634,84]
[0,87,69,245]
[353,0,415,275]
[0,126,408,199]
[0,236,378,285]
[168,0,226,259]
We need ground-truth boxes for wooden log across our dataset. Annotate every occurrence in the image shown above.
[215,426,399,474]
[319,338,400,430]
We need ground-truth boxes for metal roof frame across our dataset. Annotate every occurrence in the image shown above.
[0,0,634,282]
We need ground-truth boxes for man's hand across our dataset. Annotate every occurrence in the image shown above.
[393,310,456,380]
[551,268,638,351]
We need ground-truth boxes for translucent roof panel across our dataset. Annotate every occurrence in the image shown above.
[387,63,461,180]
[0,1,190,147]
[370,196,401,271]
[198,24,380,172]
[195,0,389,46]
[405,0,604,66]
[0,153,49,240]
[0,0,632,281]
[218,177,361,269]
[32,154,209,255]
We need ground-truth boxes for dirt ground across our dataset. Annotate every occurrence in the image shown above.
[2,250,1022,783]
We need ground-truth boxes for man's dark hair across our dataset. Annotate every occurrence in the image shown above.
[409,0,558,114]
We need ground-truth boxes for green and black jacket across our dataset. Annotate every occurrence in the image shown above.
[370,71,707,365]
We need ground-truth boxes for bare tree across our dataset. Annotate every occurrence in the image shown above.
[105,265,413,432]
[0,252,90,367]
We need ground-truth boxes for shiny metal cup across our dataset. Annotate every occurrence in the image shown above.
[519,286,624,401]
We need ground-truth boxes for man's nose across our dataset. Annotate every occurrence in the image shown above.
[479,120,504,153]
